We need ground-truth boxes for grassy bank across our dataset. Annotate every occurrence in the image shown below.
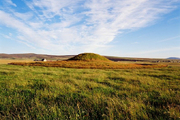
[0,64,180,119]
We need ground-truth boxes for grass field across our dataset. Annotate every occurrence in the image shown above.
[0,59,33,64]
[9,60,167,69]
[0,60,180,119]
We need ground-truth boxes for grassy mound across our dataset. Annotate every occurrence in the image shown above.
[68,53,110,61]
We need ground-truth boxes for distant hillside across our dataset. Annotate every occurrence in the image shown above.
[0,53,146,61]
[0,53,175,62]
[0,53,74,61]
[167,57,180,59]
[104,56,151,62]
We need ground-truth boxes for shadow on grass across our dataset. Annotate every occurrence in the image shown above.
[29,79,51,91]
[144,90,177,119]
[0,71,15,75]
[149,74,173,80]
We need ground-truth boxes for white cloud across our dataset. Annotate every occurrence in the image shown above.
[6,0,17,7]
[0,0,179,54]
[13,12,33,21]
[0,33,11,39]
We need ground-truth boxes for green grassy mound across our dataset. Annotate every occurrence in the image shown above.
[68,53,110,61]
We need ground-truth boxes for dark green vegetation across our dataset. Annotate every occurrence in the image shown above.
[0,64,180,119]
[68,53,110,61]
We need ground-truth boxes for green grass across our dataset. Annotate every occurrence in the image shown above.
[68,53,110,61]
[0,64,180,119]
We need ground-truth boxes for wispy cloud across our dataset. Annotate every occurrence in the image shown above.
[6,0,17,7]
[0,0,179,54]
[158,35,180,42]
[0,33,11,39]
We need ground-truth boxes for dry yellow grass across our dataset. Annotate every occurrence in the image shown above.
[9,60,167,69]
[0,59,33,64]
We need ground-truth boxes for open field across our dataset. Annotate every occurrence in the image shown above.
[0,60,180,119]
[9,60,167,69]
[8,52,167,69]
[0,59,33,64]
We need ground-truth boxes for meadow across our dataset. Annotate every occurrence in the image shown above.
[0,59,33,65]
[0,60,180,119]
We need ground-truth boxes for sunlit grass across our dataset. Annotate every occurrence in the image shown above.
[0,59,33,64]
[0,64,180,119]
[9,60,167,69]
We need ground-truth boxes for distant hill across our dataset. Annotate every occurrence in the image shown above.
[167,57,180,59]
[0,53,172,62]
[0,53,149,62]
[0,53,74,61]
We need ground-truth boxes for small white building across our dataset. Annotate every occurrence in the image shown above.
[42,58,47,61]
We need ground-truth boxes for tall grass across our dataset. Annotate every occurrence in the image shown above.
[0,64,180,119]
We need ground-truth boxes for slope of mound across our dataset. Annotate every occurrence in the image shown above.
[68,53,110,61]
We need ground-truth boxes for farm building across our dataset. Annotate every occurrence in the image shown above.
[34,58,47,61]
[42,58,47,61]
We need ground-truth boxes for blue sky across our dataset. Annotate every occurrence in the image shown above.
[0,0,180,58]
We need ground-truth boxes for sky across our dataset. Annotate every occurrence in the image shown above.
[0,0,180,58]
